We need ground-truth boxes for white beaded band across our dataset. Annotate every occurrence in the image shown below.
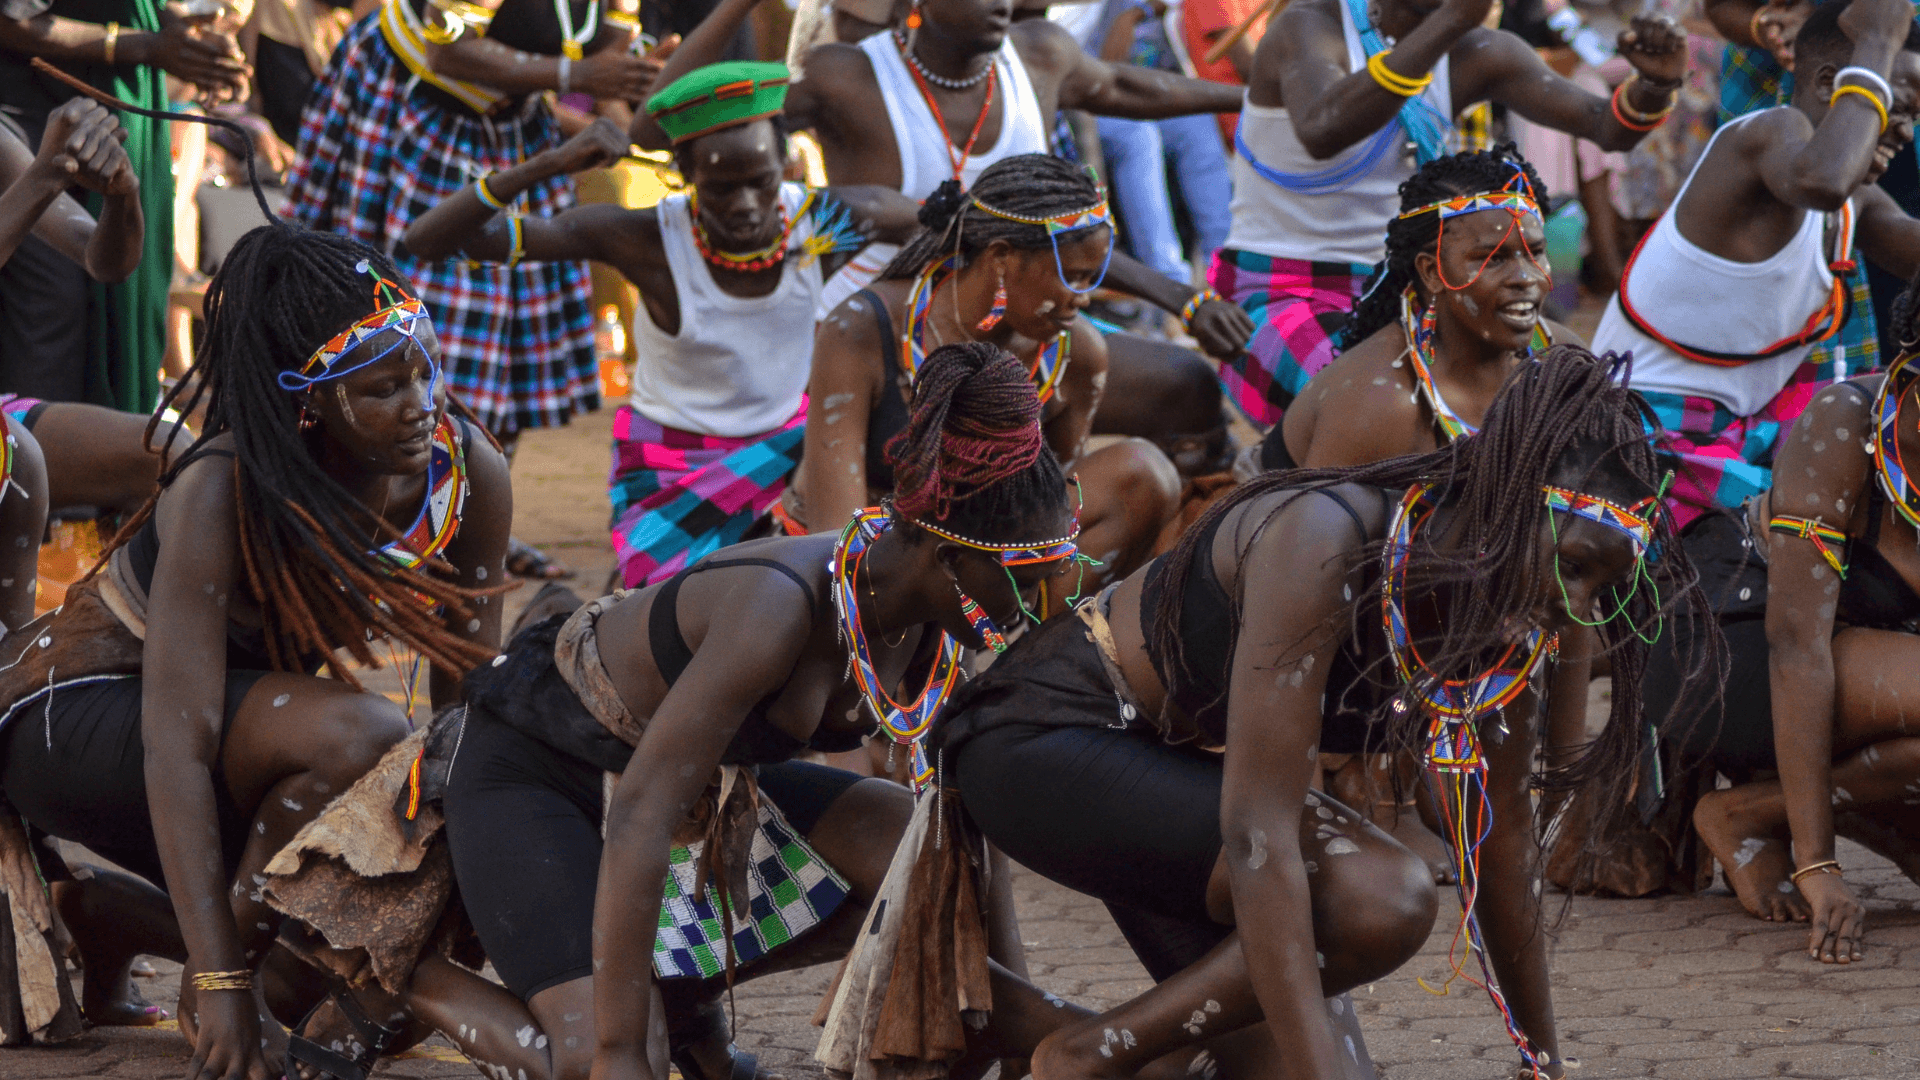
[1836,65,1892,105]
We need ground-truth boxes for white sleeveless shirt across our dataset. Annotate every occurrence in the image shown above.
[1593,110,1854,418]
[1223,0,1451,265]
[818,32,1050,315]
[628,183,824,438]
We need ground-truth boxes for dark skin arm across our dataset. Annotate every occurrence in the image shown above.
[141,446,273,1080]
[1098,1,1160,63]
[1218,489,1373,1079]
[1017,17,1245,119]
[1763,382,1876,964]
[630,0,766,148]
[1102,251,1253,359]
[0,98,142,280]
[425,23,665,102]
[799,292,887,534]
[425,431,511,708]
[0,7,248,101]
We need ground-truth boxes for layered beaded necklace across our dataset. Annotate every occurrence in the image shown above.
[1871,350,1920,533]
[829,508,965,790]
[904,257,1069,404]
[689,189,798,273]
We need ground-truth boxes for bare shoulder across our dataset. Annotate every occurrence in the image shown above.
[1303,329,1420,418]
[796,41,880,100]
[1271,0,1344,44]
[1544,318,1585,348]
[1010,18,1081,68]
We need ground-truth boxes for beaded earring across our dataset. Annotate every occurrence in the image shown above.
[298,399,318,430]
[954,580,1007,653]
[976,270,1007,332]
[906,1,922,29]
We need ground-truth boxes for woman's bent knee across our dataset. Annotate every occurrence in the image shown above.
[1308,798,1438,990]
[315,693,410,781]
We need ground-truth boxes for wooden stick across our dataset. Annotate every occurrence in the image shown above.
[1201,0,1287,67]
[29,57,135,111]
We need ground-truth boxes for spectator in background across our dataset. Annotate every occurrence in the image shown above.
[0,0,247,411]
[245,0,356,147]
[1088,0,1232,283]
[1180,0,1265,139]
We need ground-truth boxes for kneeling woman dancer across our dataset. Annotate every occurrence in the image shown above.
[0,225,511,1078]
[923,348,1715,1080]
[273,343,1127,1080]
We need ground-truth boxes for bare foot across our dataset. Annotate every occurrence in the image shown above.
[1693,789,1805,922]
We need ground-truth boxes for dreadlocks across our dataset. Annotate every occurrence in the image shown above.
[1340,144,1548,349]
[1153,346,1722,805]
[881,153,1105,280]
[100,224,495,683]
[887,341,1067,542]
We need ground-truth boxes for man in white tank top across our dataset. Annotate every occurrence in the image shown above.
[1590,0,1920,528]
[1216,0,1686,427]
[399,63,920,589]
[635,0,1259,358]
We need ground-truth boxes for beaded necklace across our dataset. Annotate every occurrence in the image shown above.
[896,34,997,182]
[829,508,965,790]
[904,258,1069,404]
[1401,288,1550,443]
[689,189,801,273]
[895,28,992,89]
[374,416,468,575]
[1871,350,1920,532]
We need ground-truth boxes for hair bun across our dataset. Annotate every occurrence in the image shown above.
[918,179,966,231]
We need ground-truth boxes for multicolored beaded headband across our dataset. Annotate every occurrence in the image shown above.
[278,261,435,393]
[1398,188,1543,224]
[1400,166,1548,294]
[969,190,1115,295]
[1542,485,1657,559]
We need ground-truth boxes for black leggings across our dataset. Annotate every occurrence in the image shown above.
[443,709,865,1001]
[0,671,269,890]
[954,722,1231,981]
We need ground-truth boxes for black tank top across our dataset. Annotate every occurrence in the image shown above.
[1836,483,1920,631]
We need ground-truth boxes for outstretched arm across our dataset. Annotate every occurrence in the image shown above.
[1855,181,1920,281]
[1103,252,1253,359]
[0,8,249,99]
[0,99,143,279]
[1027,20,1243,119]
[426,22,666,102]
[1470,17,1688,153]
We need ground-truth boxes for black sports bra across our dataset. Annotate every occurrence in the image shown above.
[1835,484,1920,632]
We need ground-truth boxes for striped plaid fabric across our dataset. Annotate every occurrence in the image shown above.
[609,404,808,588]
[1639,265,1877,531]
[1207,249,1375,428]
[653,802,851,980]
[1717,42,1787,124]
[283,15,597,435]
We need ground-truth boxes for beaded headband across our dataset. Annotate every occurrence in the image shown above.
[969,188,1115,295]
[1542,485,1657,558]
[1398,189,1543,224]
[908,515,1082,566]
[279,261,434,393]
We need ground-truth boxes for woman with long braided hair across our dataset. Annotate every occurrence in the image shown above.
[902,347,1720,1080]
[0,221,511,1079]
[797,152,1182,611]
[260,342,1135,1080]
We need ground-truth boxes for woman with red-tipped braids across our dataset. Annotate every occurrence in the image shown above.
[264,341,1160,1080]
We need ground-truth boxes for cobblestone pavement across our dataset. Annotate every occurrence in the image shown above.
[9,417,1920,1080]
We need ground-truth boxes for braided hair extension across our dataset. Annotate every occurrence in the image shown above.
[885,341,1066,541]
[880,152,1103,280]
[94,225,498,683]
[1339,143,1548,349]
[1150,347,1723,812]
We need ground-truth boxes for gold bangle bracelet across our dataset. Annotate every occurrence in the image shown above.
[191,970,254,993]
[1789,859,1842,885]
[103,22,120,67]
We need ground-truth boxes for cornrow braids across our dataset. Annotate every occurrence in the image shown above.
[97,224,497,684]
[1340,143,1548,349]
[880,153,1104,280]
[1152,346,1722,829]
[885,341,1066,542]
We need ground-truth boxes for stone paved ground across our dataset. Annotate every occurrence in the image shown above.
[9,414,1920,1080]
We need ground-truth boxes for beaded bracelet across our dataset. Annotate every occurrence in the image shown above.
[191,970,253,993]
[1365,51,1431,97]
[1790,859,1842,885]
[1831,84,1889,134]
[1180,288,1222,327]
[1610,79,1674,132]
[505,214,526,267]
[474,175,508,211]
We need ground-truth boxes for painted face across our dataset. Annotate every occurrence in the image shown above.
[308,320,447,476]
[687,120,788,252]
[1417,206,1548,353]
[921,0,1014,51]
[1000,226,1112,340]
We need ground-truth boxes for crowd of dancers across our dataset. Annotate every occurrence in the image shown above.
[2,0,1920,1076]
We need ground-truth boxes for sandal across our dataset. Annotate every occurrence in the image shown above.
[507,537,576,580]
[285,980,403,1080]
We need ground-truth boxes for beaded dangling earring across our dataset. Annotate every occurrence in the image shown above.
[976,270,1007,332]
[954,581,1007,653]
[298,399,318,430]
[906,1,922,29]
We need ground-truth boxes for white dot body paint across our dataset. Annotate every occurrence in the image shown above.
[1330,997,1345,1015]
[1325,837,1360,855]
[1833,786,1854,804]
[475,565,487,580]
[1036,300,1057,316]
[468,619,482,632]
[1317,806,1333,820]
[516,1025,535,1047]
[1733,837,1765,869]
[1246,828,1268,869]
[1458,295,1479,316]
[708,152,721,164]
[535,1035,548,1050]
[1372,377,1388,386]
[273,694,291,707]
[1778,880,1795,893]
[1304,792,1321,807]
[282,797,303,811]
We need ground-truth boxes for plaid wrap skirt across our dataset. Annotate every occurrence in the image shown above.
[608,404,808,589]
[1208,249,1374,429]
[283,14,597,435]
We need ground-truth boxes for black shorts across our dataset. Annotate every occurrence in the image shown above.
[442,708,865,1001]
[0,671,271,889]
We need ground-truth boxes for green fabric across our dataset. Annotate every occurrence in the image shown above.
[645,61,788,145]
[83,0,170,413]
